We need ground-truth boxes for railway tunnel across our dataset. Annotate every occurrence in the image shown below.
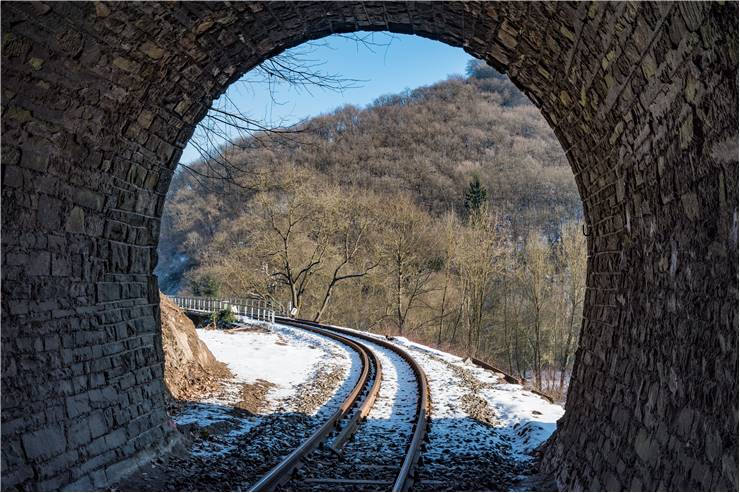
[1,1,737,490]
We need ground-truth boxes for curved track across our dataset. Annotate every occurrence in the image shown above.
[249,319,379,491]
[250,318,430,492]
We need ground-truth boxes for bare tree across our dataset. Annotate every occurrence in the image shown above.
[179,33,396,189]
[455,207,506,357]
[313,188,378,322]
[495,239,518,375]
[554,221,587,394]
[249,171,330,316]
[435,211,460,346]
[377,196,437,336]
[518,231,554,390]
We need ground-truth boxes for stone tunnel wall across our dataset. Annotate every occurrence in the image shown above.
[1,1,737,491]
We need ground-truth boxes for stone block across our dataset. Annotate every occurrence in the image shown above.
[96,282,121,302]
[27,251,51,276]
[44,449,79,479]
[0,464,34,487]
[73,188,105,211]
[635,429,659,466]
[21,423,66,460]
[88,411,108,439]
[36,472,71,491]
[66,206,85,234]
[104,428,127,449]
[62,475,92,492]
[52,254,71,277]
[37,194,62,230]
[3,164,24,188]
[68,418,92,448]
[20,150,48,172]
[140,41,164,60]
[84,436,108,457]
[65,393,91,419]
[91,469,108,489]
[112,56,141,73]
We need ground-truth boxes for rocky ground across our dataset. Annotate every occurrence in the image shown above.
[114,313,358,491]
[289,364,348,415]
[388,336,564,491]
[115,307,563,491]
[113,410,321,491]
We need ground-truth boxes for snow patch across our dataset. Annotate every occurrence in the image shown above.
[175,314,562,466]
[392,336,564,458]
[195,318,355,409]
[173,317,358,458]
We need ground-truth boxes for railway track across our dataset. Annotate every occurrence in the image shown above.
[250,317,430,492]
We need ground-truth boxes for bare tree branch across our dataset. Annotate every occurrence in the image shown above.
[176,33,399,191]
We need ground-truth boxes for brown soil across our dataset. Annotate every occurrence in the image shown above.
[160,293,233,403]
[235,379,276,414]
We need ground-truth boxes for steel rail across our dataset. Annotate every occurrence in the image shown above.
[330,346,382,452]
[249,319,380,492]
[281,317,431,492]
[174,296,428,492]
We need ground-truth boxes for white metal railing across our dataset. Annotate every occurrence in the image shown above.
[171,296,284,324]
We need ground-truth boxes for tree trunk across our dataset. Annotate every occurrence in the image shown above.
[504,282,513,375]
[558,301,577,394]
[449,301,462,346]
[396,256,404,336]
[465,296,473,357]
[514,324,523,379]
[437,274,449,347]
[290,283,300,317]
[313,280,336,322]
[474,286,484,358]
[534,309,542,391]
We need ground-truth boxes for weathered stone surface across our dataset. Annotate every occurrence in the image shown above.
[21,424,66,460]
[1,1,737,491]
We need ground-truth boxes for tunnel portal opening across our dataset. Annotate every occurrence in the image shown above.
[1,2,737,491]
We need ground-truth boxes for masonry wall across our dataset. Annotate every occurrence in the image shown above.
[1,2,737,490]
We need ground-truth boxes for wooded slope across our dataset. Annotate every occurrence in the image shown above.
[158,66,580,294]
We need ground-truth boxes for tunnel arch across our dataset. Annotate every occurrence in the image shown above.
[1,1,737,490]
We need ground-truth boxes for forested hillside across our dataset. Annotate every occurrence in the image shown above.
[157,62,584,398]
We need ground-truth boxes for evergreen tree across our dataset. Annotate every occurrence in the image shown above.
[464,175,488,214]
[191,275,219,297]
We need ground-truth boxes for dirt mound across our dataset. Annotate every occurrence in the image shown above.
[160,293,232,401]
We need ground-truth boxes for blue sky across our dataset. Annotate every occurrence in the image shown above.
[181,33,474,164]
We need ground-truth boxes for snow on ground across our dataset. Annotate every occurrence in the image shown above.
[342,335,417,454]
[173,313,562,477]
[172,317,360,458]
[353,338,417,423]
[392,336,564,459]
[175,404,264,458]
[196,319,356,407]
[304,322,563,459]
[281,332,421,487]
